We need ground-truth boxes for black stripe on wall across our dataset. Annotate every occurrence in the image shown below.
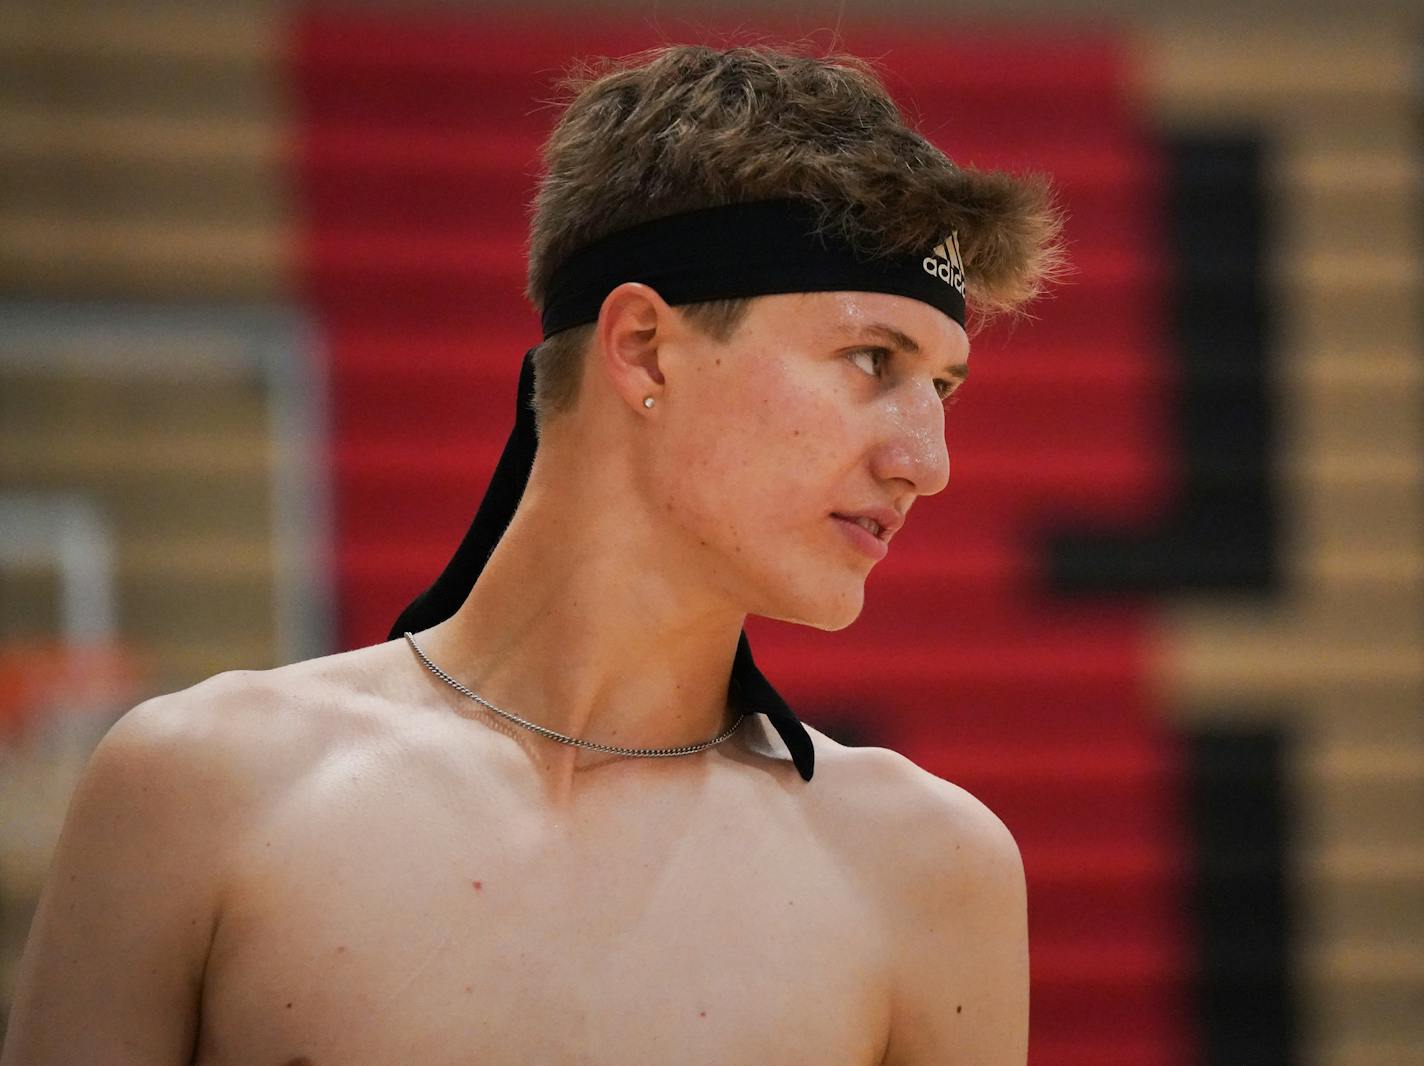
[1046,134,1279,593]
[1185,726,1298,1066]
[1038,133,1297,1064]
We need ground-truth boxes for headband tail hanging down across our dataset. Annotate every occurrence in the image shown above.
[387,347,540,642]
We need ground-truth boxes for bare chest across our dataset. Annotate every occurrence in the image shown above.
[193,748,891,1065]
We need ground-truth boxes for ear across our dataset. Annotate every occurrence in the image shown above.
[593,282,677,412]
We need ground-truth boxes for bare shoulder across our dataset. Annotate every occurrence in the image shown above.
[0,648,394,1065]
[101,641,411,836]
[801,726,1022,888]
[102,642,432,911]
[803,734,1028,1066]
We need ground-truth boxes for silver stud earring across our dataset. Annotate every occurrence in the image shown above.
[643,396,655,408]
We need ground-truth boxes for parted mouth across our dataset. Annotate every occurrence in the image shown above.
[836,514,883,538]
[830,508,903,542]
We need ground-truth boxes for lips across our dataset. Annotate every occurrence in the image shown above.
[829,507,903,542]
[835,513,884,538]
[831,514,890,560]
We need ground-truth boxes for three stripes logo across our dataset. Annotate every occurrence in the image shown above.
[922,230,966,297]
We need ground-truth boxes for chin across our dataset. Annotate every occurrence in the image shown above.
[810,603,865,632]
[761,581,866,632]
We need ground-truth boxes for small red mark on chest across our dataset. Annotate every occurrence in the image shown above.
[699,1010,707,1018]
[472,879,482,891]
[336,945,346,953]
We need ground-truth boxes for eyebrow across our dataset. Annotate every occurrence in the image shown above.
[844,321,970,382]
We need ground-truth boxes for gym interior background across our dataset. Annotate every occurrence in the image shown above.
[1,2,1421,1063]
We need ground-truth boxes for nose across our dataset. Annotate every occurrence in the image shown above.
[870,391,951,498]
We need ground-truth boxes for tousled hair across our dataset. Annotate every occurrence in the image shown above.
[525,42,1069,431]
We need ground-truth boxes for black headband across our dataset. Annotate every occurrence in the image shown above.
[541,198,966,337]
[391,200,971,783]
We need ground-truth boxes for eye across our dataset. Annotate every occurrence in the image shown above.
[848,347,889,378]
[849,348,961,408]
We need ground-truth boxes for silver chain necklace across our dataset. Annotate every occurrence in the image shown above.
[403,631,746,759]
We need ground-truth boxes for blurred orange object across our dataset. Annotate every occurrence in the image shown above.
[0,638,150,746]
[0,638,152,908]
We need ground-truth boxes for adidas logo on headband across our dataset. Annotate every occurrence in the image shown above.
[922,230,966,298]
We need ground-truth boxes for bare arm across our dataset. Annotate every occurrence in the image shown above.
[881,778,1030,1066]
[2,684,242,1064]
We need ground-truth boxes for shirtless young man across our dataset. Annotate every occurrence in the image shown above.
[2,44,1064,1066]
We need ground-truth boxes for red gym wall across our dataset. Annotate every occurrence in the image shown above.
[6,6,1419,1063]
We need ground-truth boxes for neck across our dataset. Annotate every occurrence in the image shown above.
[414,447,750,802]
